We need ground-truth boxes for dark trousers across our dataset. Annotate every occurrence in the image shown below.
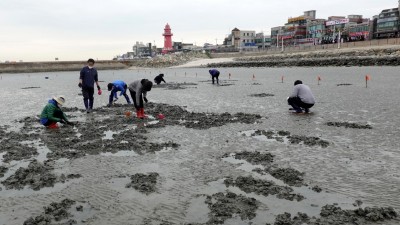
[212,75,219,84]
[288,97,314,113]
[82,86,94,109]
[129,90,143,110]
[43,110,63,126]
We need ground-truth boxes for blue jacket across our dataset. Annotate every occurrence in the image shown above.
[80,66,98,88]
[109,80,127,103]
[209,69,220,77]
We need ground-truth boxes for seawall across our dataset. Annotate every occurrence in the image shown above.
[0,60,130,74]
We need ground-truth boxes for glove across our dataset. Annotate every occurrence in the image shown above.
[98,89,102,95]
[143,97,148,103]
[78,83,82,88]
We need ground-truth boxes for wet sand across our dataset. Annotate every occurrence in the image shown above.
[0,67,399,224]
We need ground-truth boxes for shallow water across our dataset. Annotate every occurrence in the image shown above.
[0,67,400,224]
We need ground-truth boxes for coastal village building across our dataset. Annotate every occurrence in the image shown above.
[375,7,400,38]
[224,28,257,51]
[255,33,272,49]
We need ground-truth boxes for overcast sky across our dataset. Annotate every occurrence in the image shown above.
[0,0,397,61]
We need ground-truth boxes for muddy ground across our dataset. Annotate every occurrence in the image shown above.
[1,67,400,225]
[326,121,373,129]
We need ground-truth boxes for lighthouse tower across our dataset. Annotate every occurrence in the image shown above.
[162,23,173,54]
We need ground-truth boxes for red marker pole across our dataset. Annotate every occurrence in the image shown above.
[365,75,370,88]
[281,75,284,83]
[317,75,321,85]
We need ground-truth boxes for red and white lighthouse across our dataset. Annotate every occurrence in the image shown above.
[162,23,173,54]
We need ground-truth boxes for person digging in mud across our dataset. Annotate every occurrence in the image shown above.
[209,69,220,84]
[40,96,74,129]
[79,58,101,113]
[154,74,166,85]
[128,79,153,119]
[287,80,315,113]
[107,80,131,106]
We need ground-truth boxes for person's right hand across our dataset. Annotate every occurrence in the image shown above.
[78,83,82,88]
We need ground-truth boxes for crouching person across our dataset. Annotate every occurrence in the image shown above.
[40,96,74,128]
[107,80,131,106]
[128,79,153,119]
[288,80,315,113]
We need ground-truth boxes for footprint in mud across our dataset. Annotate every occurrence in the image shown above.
[125,172,159,195]
[326,121,372,129]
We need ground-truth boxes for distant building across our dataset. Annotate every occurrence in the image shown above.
[375,7,400,38]
[225,28,256,50]
[255,33,271,49]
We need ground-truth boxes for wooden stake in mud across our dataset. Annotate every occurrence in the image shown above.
[317,75,321,85]
[229,73,231,79]
[196,73,197,77]
[365,75,371,88]
[281,75,284,83]
[252,74,255,80]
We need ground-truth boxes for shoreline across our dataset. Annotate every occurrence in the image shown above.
[2,45,400,74]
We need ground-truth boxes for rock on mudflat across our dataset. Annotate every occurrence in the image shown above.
[126,172,159,194]
[23,199,76,225]
[205,192,259,224]
[224,176,304,201]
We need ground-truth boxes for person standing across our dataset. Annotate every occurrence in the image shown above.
[40,96,74,129]
[154,74,166,85]
[128,79,153,119]
[107,80,131,106]
[209,69,220,84]
[287,80,315,113]
[79,58,101,113]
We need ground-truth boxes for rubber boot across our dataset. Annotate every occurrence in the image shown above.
[48,122,59,129]
[140,108,148,119]
[136,109,143,119]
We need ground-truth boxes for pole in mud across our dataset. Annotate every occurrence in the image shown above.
[229,73,231,79]
[281,75,284,83]
[365,75,370,88]
[317,75,321,85]
[252,74,255,80]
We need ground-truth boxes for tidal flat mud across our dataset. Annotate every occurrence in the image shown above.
[249,93,275,97]
[224,176,305,201]
[336,83,353,86]
[204,192,259,224]
[125,172,159,195]
[23,199,76,225]
[1,160,80,191]
[152,82,197,90]
[224,151,306,187]
[248,130,330,148]
[326,121,372,129]
[268,205,398,225]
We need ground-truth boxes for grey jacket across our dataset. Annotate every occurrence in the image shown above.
[289,84,315,104]
[128,80,147,104]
